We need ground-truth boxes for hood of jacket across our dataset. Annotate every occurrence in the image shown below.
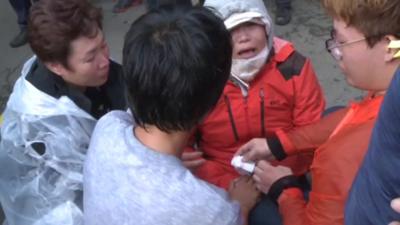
[204,0,274,56]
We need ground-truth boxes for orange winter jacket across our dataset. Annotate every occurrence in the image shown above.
[274,94,384,225]
[186,38,326,189]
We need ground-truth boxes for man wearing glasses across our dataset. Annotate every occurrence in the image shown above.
[234,0,400,224]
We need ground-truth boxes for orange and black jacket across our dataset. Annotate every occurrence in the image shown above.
[267,94,383,225]
[186,38,326,189]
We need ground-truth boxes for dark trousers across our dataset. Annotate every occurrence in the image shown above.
[9,0,32,29]
[275,0,291,8]
[249,195,283,225]
[146,0,192,10]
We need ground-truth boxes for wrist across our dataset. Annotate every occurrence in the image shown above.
[267,175,302,203]
[266,137,287,161]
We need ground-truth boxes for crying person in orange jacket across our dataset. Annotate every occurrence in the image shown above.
[181,0,326,224]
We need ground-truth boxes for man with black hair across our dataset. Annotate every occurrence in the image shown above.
[84,5,260,225]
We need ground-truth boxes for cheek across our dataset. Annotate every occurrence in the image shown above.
[88,63,101,76]
[231,41,240,58]
[77,64,97,80]
[340,48,358,71]
[341,56,370,87]
[253,35,267,50]
[105,45,110,55]
[255,28,267,42]
[103,46,110,61]
[259,38,267,49]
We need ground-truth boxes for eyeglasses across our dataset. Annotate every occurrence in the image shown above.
[325,29,366,60]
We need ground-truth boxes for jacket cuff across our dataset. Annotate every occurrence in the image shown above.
[268,175,302,203]
[275,129,297,156]
[277,188,303,205]
[267,137,287,161]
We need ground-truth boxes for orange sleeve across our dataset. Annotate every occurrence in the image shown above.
[292,59,326,126]
[278,186,346,225]
[278,188,309,225]
[276,107,349,156]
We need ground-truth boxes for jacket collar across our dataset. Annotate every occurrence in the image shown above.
[25,60,92,114]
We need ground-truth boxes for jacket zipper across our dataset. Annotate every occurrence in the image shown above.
[224,95,240,142]
[260,87,266,137]
[243,94,251,138]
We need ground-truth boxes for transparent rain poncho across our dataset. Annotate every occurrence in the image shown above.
[0,57,97,225]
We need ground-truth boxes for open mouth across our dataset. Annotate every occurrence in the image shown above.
[238,48,257,58]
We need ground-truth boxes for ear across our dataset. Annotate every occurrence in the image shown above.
[384,35,400,62]
[44,62,68,78]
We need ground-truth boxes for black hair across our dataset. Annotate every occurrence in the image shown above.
[123,5,232,132]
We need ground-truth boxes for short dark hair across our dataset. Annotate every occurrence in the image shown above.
[28,0,102,69]
[123,5,232,132]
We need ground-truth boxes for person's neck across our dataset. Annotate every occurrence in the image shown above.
[134,125,190,157]
[68,83,87,93]
[373,63,400,97]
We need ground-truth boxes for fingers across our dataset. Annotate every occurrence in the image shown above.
[252,161,292,194]
[388,222,400,225]
[229,178,238,191]
[235,142,251,157]
[182,158,206,169]
[240,138,269,162]
[391,198,400,213]
[181,151,205,169]
[232,176,256,188]
[240,141,257,162]
[242,150,256,162]
[255,160,272,172]
[253,174,261,183]
[234,176,249,184]
[181,151,203,160]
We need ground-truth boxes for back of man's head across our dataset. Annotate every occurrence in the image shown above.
[321,0,400,47]
[28,0,102,69]
[123,5,232,132]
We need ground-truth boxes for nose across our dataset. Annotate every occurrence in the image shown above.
[234,27,250,43]
[99,47,110,69]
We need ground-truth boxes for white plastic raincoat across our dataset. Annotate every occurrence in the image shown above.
[0,56,97,225]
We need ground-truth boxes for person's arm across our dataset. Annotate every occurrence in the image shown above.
[291,58,325,127]
[236,107,349,162]
[250,161,310,225]
[271,106,348,158]
[277,188,309,225]
[228,176,261,225]
[251,159,347,225]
